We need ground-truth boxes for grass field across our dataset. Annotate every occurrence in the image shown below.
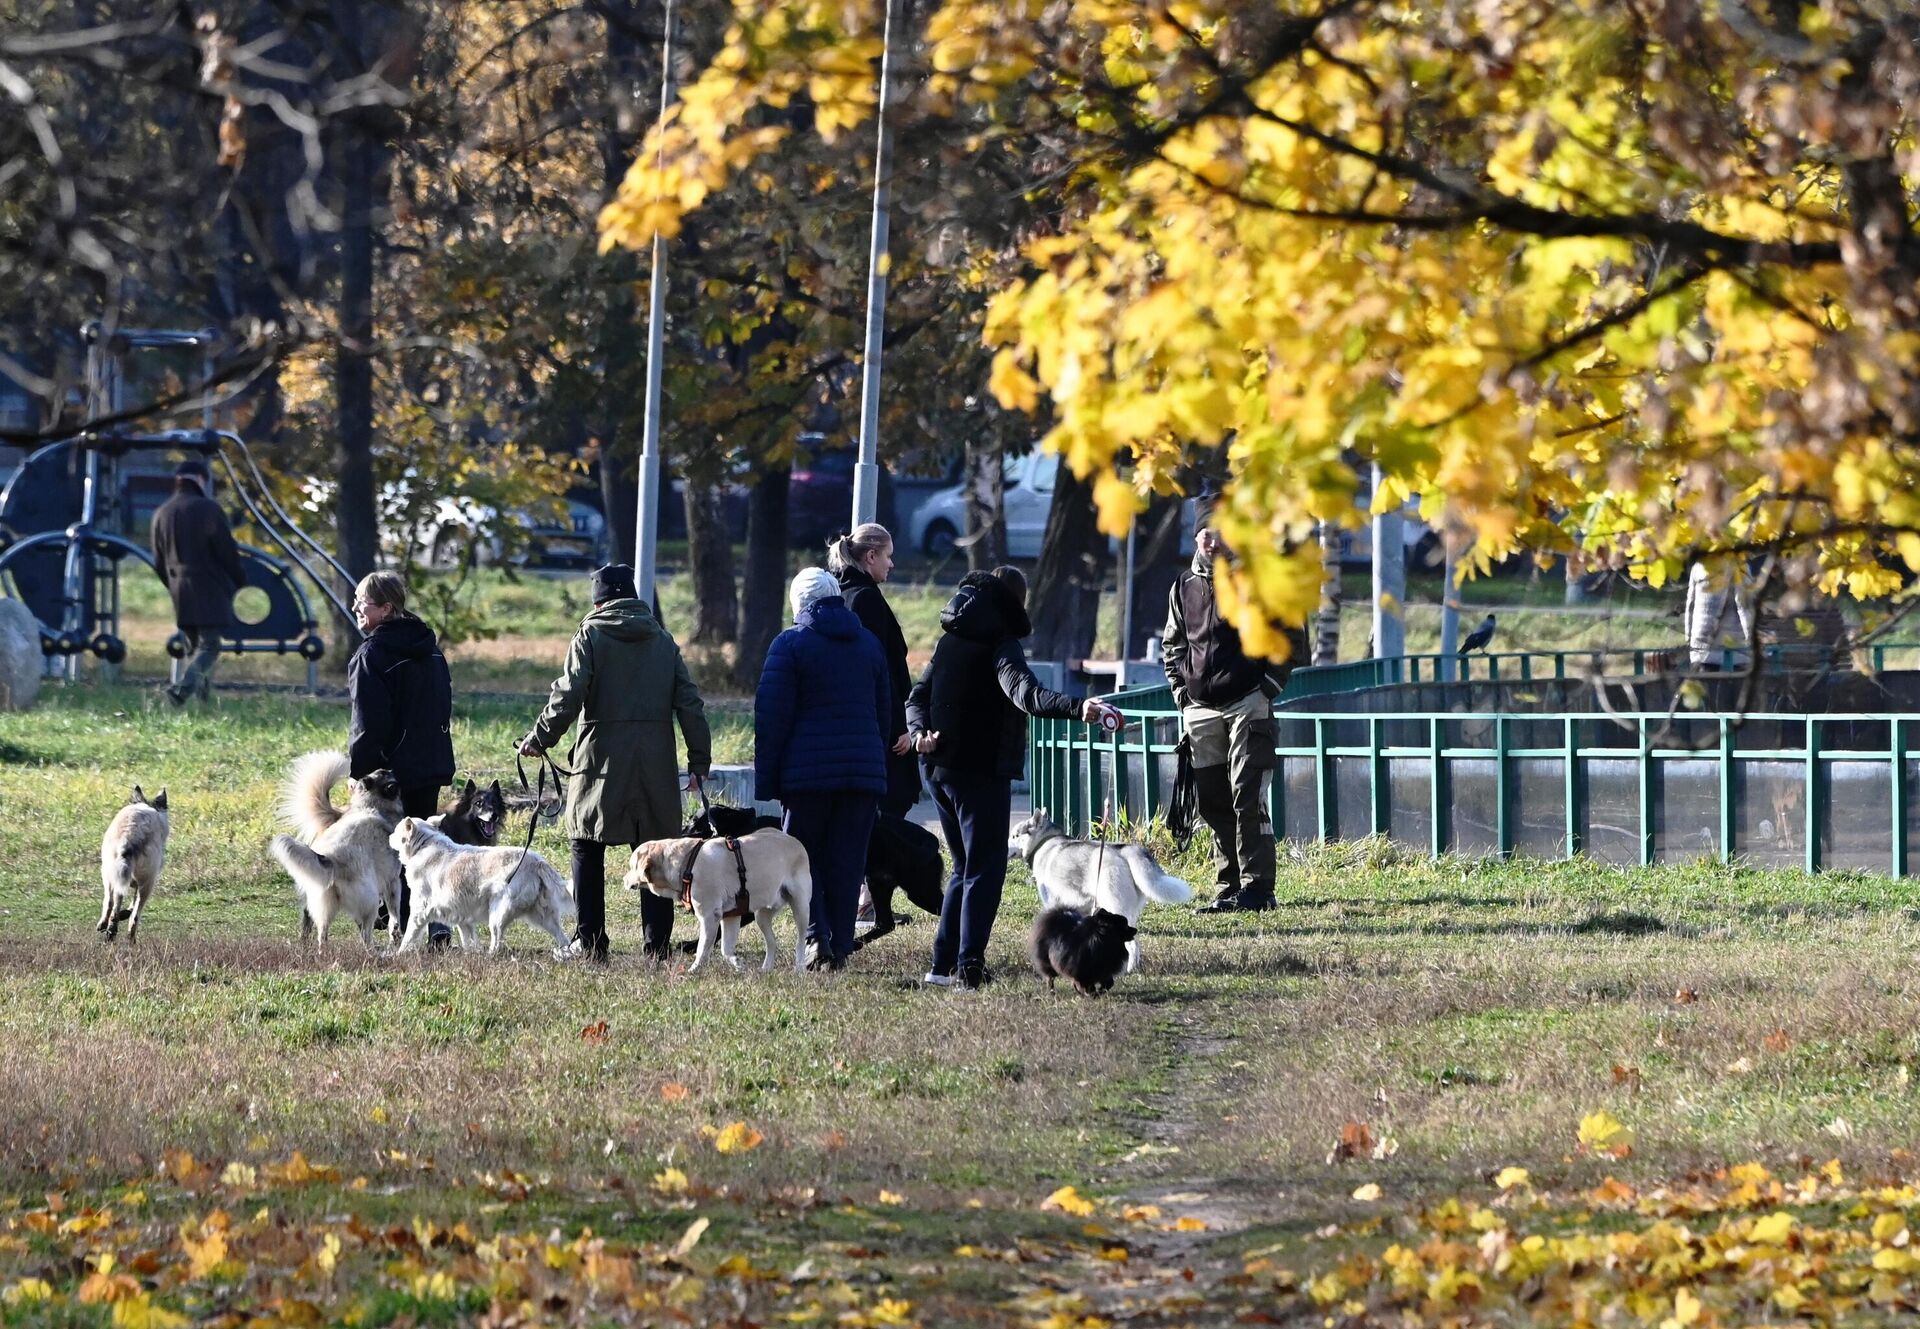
[6,682,1920,1325]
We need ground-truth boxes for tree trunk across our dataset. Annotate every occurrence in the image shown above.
[684,479,738,645]
[332,100,378,600]
[1026,464,1107,662]
[962,439,1006,571]
[732,462,790,690]
[1314,522,1341,665]
[595,1,650,568]
[1124,495,1185,658]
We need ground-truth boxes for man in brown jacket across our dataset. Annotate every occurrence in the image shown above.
[150,458,247,705]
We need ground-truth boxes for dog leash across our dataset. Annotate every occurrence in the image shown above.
[508,748,572,877]
[681,781,753,919]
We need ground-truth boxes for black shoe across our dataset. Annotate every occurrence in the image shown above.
[956,961,993,990]
[1198,891,1241,914]
[1206,892,1275,914]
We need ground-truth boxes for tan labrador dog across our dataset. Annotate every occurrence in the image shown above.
[625,830,813,973]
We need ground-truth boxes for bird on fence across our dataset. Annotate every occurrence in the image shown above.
[1458,612,1497,655]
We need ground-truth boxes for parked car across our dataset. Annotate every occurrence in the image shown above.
[420,494,609,571]
[908,450,1060,558]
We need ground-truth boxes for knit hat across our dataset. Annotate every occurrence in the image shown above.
[590,563,637,604]
[789,566,840,620]
[174,458,212,488]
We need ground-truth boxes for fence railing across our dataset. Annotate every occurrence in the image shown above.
[1029,645,1920,876]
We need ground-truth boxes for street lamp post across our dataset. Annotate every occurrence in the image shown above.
[634,0,675,604]
[850,0,896,528]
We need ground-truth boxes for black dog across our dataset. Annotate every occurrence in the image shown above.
[438,778,505,846]
[1031,906,1138,996]
[688,803,945,946]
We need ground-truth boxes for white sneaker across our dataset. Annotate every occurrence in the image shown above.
[922,971,954,988]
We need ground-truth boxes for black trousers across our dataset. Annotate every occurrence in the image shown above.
[573,839,673,958]
[927,769,1012,977]
[395,785,451,941]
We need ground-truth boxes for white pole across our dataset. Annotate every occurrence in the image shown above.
[850,0,896,528]
[634,0,675,604]
[1371,463,1405,661]
[1439,539,1459,681]
[1119,520,1136,663]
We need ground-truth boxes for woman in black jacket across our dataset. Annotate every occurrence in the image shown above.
[349,571,455,938]
[905,565,1112,990]
[829,524,918,816]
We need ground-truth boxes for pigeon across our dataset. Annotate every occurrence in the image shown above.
[1458,612,1496,655]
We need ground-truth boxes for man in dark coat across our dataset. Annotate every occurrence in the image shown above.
[1162,502,1307,912]
[906,565,1109,990]
[150,458,246,704]
[521,564,712,961]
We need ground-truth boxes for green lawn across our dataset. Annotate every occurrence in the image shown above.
[4,684,1918,1324]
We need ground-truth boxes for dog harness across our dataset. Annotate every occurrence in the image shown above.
[677,836,754,920]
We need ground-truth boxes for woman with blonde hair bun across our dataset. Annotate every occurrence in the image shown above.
[829,524,919,816]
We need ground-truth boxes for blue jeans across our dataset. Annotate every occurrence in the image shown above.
[783,791,877,963]
[926,769,1012,976]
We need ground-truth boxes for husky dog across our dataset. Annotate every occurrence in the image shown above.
[1009,810,1193,973]
[268,751,404,950]
[625,829,813,973]
[1031,906,1137,996]
[387,818,574,955]
[98,786,169,944]
[431,778,506,847]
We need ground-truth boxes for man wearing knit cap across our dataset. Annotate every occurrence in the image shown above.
[521,563,712,960]
[150,457,247,705]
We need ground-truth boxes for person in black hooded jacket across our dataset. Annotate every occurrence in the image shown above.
[348,571,455,939]
[905,565,1112,989]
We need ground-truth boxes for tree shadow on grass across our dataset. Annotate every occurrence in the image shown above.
[1568,910,1667,936]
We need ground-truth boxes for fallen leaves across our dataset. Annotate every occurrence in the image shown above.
[704,1122,765,1154]
[1576,1109,1634,1158]
[659,1081,690,1102]
[1350,1183,1382,1203]
[1042,1186,1097,1218]
[579,1020,609,1043]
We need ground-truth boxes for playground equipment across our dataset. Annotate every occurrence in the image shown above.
[0,325,351,690]
[1030,645,1920,878]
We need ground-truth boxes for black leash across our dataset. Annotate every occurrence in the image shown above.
[509,748,572,877]
[684,781,753,919]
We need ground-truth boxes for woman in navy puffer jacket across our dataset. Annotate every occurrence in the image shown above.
[755,567,891,969]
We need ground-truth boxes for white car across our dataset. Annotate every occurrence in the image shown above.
[908,451,1061,558]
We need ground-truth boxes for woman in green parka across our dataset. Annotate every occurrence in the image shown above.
[519,564,711,961]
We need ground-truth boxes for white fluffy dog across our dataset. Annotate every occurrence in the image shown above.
[269,751,404,950]
[624,830,813,973]
[98,786,169,944]
[387,817,575,956]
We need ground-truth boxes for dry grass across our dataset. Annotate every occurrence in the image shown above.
[7,687,1920,1323]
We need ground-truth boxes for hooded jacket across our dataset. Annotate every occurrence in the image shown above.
[531,598,712,844]
[348,615,455,788]
[754,595,890,801]
[1162,550,1304,709]
[149,482,248,629]
[836,563,919,814]
[906,573,1080,782]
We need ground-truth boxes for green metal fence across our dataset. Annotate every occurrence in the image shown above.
[1028,650,1920,875]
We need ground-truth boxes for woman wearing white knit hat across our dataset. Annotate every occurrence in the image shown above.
[753,566,892,969]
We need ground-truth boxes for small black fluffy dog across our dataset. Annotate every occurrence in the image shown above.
[1031,906,1137,996]
[688,803,944,946]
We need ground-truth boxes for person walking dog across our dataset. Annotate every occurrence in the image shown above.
[907,565,1115,990]
[150,458,246,705]
[755,567,890,970]
[1162,502,1306,913]
[520,564,711,962]
[348,571,455,943]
